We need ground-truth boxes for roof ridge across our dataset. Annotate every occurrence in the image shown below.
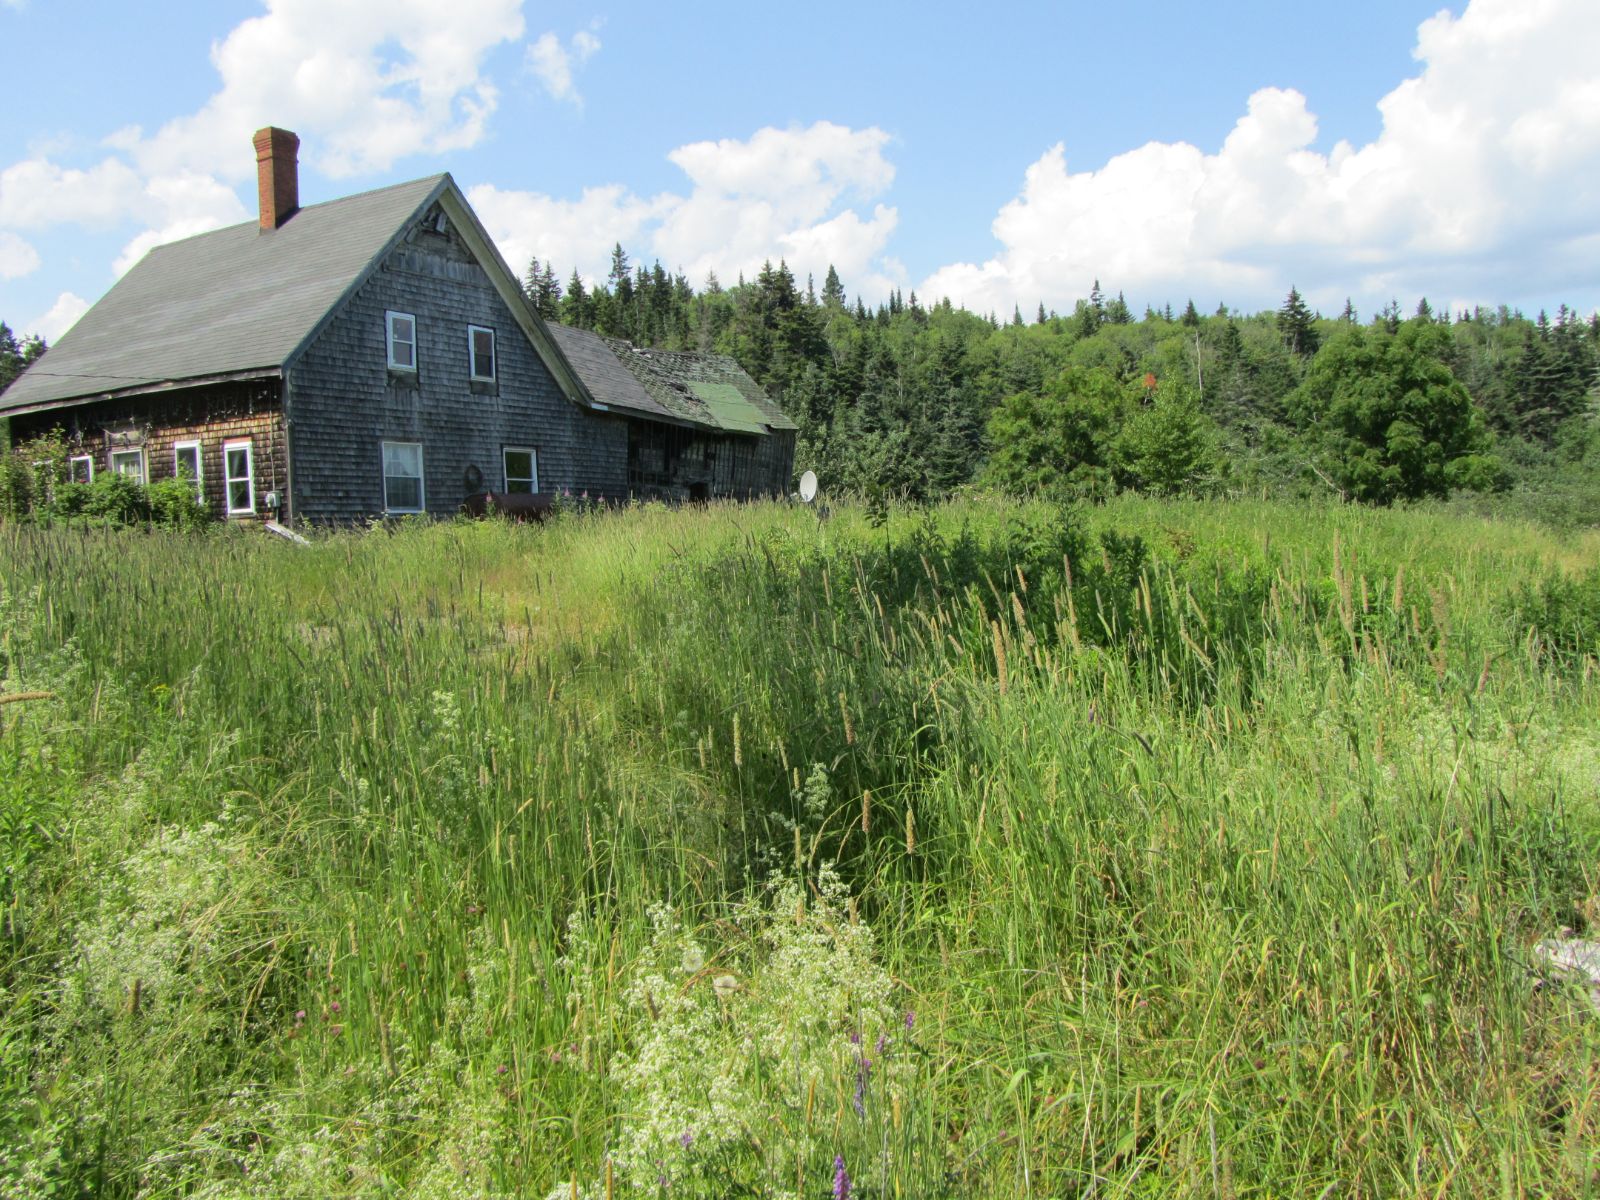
[146,174,450,256]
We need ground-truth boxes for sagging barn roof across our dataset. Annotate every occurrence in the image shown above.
[545,323,795,436]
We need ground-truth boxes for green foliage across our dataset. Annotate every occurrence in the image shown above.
[1507,564,1600,663]
[982,367,1125,498]
[78,471,152,523]
[1291,321,1496,503]
[146,476,212,530]
[0,322,46,395]
[1112,386,1222,495]
[1276,286,1320,357]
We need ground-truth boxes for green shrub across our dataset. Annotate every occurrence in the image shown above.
[147,477,212,530]
[80,473,150,524]
[1507,565,1600,663]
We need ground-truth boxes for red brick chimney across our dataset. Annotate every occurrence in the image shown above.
[252,127,300,231]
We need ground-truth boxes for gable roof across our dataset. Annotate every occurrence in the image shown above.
[0,176,448,415]
[0,174,602,420]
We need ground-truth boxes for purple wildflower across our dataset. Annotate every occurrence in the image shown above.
[904,1009,915,1031]
[329,1000,341,1014]
[853,1055,872,1117]
[833,1155,851,1200]
[849,1030,861,1045]
[875,1031,889,1056]
[679,1129,694,1150]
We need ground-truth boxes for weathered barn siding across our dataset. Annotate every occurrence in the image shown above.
[286,205,628,522]
[9,381,287,521]
[626,423,796,500]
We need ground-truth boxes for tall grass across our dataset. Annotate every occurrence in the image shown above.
[1,497,1596,1197]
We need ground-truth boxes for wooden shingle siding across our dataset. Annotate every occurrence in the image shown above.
[9,382,287,522]
[287,215,628,523]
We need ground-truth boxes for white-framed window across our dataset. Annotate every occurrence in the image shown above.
[503,446,538,494]
[468,325,496,382]
[173,440,203,501]
[68,455,94,484]
[386,311,417,371]
[110,448,146,483]
[223,439,255,515]
[382,440,425,513]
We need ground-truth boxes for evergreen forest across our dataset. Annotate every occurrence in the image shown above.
[524,250,1600,523]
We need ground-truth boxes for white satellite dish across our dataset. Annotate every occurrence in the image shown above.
[798,470,819,503]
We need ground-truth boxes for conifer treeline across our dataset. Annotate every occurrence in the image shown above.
[526,247,1599,510]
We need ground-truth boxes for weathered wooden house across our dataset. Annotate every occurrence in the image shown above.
[0,128,795,522]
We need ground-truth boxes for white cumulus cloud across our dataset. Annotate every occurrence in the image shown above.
[31,292,91,342]
[0,158,145,230]
[471,121,901,299]
[139,0,527,180]
[0,232,40,280]
[527,28,600,104]
[0,0,526,292]
[920,0,1600,317]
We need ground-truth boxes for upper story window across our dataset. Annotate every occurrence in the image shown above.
[468,325,496,382]
[386,311,417,371]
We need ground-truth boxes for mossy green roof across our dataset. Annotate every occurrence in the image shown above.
[687,381,770,433]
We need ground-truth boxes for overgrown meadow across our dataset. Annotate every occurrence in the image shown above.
[2,498,1598,1198]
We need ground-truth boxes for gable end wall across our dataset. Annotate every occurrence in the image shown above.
[287,214,628,522]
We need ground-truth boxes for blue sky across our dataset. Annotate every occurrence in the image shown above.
[4,0,1598,342]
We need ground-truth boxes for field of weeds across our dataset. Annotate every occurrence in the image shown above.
[2,497,1598,1198]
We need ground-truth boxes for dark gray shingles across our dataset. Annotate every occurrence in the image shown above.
[1,176,446,413]
[545,324,677,421]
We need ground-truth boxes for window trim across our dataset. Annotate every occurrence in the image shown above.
[502,446,539,494]
[223,439,255,516]
[173,440,203,502]
[381,440,426,514]
[386,310,417,372]
[109,448,146,484]
[68,454,94,484]
[468,324,496,383]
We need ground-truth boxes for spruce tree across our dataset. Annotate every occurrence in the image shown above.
[561,271,591,329]
[1276,287,1319,356]
[821,265,845,308]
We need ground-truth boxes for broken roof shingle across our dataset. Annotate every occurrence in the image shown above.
[600,337,797,434]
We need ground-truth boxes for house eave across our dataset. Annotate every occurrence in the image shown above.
[1,367,283,419]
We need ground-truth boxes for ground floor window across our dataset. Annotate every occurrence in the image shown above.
[223,439,254,514]
[68,455,94,484]
[173,440,203,501]
[382,440,425,513]
[503,446,538,494]
[109,448,146,483]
